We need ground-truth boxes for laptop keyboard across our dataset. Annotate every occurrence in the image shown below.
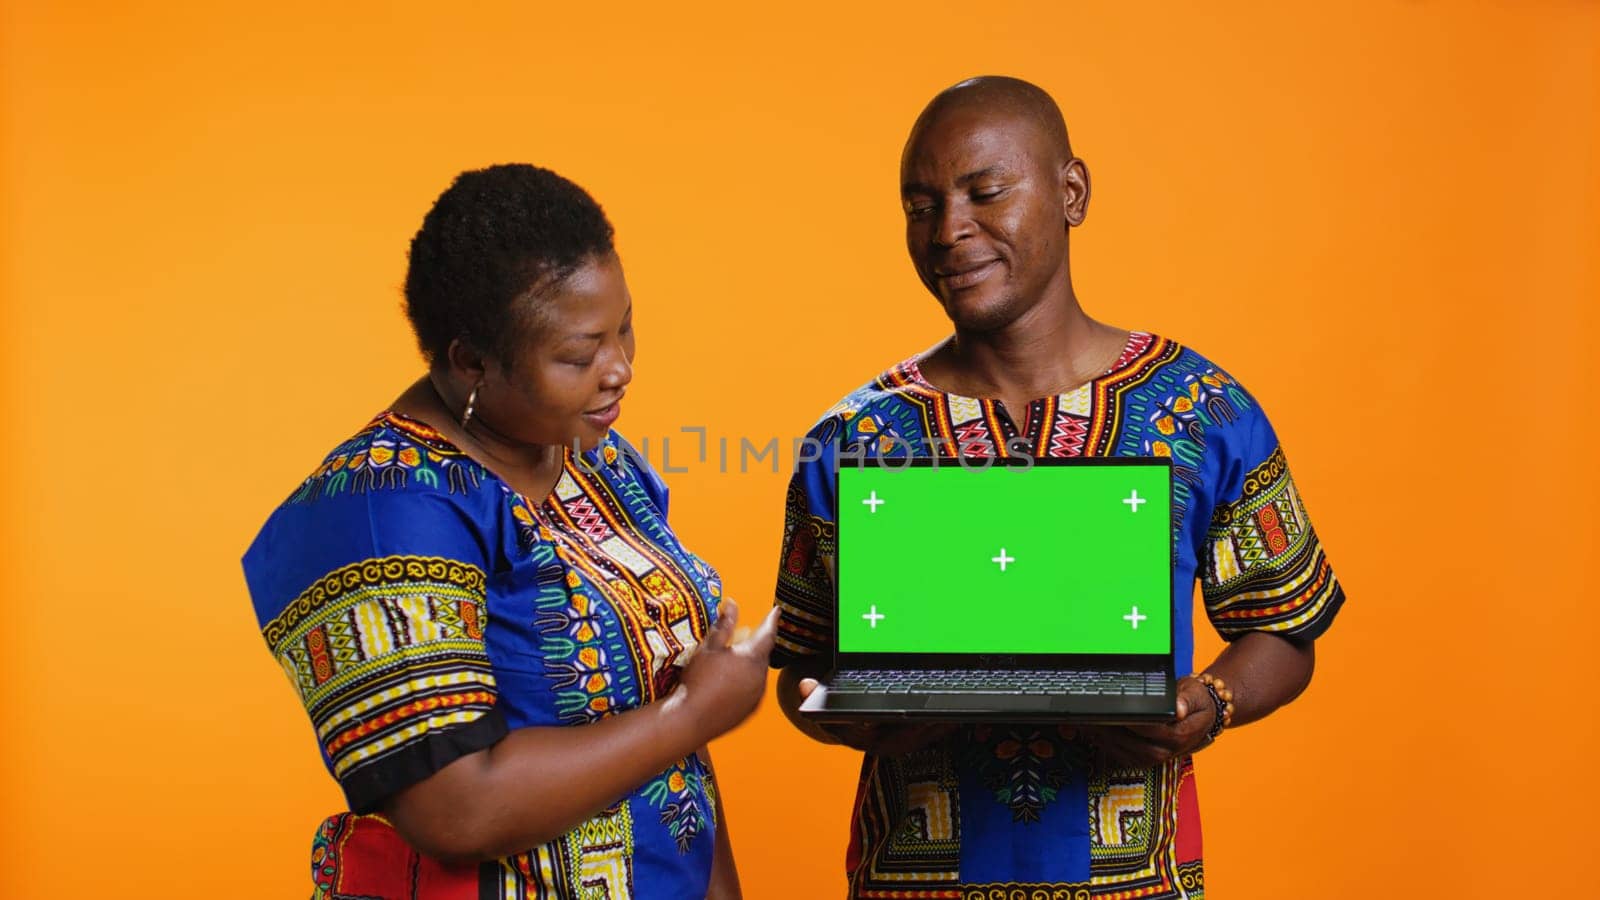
[829,669,1168,697]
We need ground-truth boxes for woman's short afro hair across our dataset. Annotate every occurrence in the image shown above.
[404,164,615,366]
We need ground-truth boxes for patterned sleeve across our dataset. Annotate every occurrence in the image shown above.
[1199,405,1346,642]
[771,418,843,667]
[247,488,506,814]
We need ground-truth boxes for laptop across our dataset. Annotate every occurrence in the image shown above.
[799,455,1177,723]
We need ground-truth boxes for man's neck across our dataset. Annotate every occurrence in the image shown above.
[925,292,1127,405]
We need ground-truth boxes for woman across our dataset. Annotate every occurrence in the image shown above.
[243,164,775,898]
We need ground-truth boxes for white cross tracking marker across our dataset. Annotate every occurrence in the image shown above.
[863,491,885,513]
[1123,489,1146,512]
[991,548,1015,573]
[862,605,885,628]
[1124,605,1148,629]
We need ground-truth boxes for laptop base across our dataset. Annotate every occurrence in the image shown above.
[799,682,1177,724]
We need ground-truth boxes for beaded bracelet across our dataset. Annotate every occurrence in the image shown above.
[1195,672,1236,744]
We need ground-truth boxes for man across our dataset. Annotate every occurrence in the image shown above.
[771,76,1344,898]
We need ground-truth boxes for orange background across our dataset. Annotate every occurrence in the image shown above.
[3,2,1596,897]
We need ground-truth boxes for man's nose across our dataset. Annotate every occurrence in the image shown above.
[933,201,975,247]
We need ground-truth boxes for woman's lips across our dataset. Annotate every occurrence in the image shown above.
[583,400,621,429]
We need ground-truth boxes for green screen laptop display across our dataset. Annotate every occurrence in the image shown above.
[837,461,1171,655]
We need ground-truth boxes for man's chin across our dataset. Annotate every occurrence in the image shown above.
[941,291,1019,334]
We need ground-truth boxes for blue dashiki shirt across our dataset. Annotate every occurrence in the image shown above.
[244,412,724,899]
[771,332,1346,899]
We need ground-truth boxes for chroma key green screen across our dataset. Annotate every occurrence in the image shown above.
[836,461,1172,655]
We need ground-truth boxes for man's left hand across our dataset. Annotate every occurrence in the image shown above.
[1079,677,1217,769]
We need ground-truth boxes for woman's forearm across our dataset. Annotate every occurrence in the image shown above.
[383,691,709,863]
[382,596,778,864]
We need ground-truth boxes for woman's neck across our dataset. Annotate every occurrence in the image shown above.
[394,376,566,501]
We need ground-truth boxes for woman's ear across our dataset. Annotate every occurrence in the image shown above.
[445,337,489,385]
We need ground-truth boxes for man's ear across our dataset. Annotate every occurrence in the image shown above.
[1063,157,1091,228]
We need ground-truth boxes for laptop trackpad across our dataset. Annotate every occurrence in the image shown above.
[927,695,1053,711]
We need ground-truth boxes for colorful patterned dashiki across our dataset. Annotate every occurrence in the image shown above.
[772,333,1345,900]
[244,412,725,899]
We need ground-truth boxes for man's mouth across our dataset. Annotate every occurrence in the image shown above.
[934,258,1001,291]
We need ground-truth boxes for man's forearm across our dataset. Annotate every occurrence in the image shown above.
[1200,631,1316,728]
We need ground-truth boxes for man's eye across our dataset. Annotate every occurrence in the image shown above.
[562,357,596,368]
[973,188,1005,202]
[906,204,936,217]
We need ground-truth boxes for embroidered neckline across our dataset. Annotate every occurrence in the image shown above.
[894,331,1157,405]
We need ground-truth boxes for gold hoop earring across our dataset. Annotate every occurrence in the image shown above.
[461,384,480,429]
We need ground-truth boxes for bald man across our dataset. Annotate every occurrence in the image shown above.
[770,77,1345,897]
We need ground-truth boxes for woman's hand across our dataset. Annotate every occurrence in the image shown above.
[674,599,779,739]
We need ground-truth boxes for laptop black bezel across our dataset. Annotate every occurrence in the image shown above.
[832,455,1176,674]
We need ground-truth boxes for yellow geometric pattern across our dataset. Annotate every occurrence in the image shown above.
[1092,779,1148,849]
[567,802,635,899]
[906,780,957,842]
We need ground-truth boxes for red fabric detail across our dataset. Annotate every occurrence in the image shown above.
[1255,505,1289,557]
[308,626,333,685]
[1174,760,1204,864]
[785,524,817,575]
[328,813,479,899]
[324,690,496,756]
[1051,415,1089,458]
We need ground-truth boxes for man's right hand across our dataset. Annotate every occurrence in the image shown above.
[780,666,956,756]
[805,678,959,756]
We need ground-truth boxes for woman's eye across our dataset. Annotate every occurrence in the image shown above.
[563,357,597,368]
